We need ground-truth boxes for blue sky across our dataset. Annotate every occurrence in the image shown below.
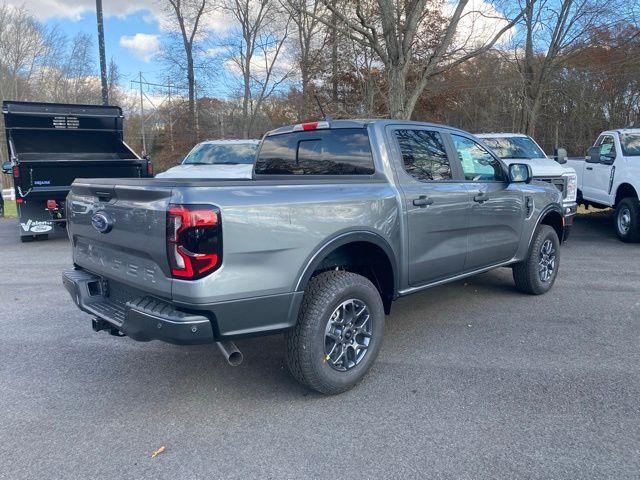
[12,0,514,100]
[44,8,165,87]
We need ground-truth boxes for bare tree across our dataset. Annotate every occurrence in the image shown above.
[0,4,49,100]
[223,0,292,138]
[517,0,624,136]
[162,0,211,139]
[282,0,325,119]
[311,0,524,119]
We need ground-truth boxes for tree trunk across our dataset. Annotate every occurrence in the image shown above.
[186,47,196,141]
[524,92,543,137]
[242,63,251,139]
[301,64,310,120]
[387,65,407,119]
[330,0,338,103]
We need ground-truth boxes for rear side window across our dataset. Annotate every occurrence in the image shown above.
[394,129,452,181]
[254,129,374,175]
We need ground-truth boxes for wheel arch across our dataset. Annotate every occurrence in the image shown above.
[294,231,399,314]
[526,205,564,249]
[614,183,638,206]
[539,206,564,243]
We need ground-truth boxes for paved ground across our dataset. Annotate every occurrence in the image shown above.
[0,213,638,479]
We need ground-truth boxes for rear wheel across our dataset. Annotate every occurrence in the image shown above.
[512,225,560,295]
[615,198,640,243]
[285,271,385,395]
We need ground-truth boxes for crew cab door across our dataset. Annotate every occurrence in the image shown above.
[583,134,617,204]
[388,126,470,286]
[448,133,524,270]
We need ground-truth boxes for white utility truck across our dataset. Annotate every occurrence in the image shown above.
[566,129,640,242]
[477,133,578,238]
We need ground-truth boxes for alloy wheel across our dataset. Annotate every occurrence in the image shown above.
[538,239,556,282]
[324,299,372,372]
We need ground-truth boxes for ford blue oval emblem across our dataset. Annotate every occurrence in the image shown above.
[91,211,113,233]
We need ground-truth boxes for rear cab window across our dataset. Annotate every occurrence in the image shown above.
[254,128,375,175]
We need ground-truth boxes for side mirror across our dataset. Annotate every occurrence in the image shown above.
[509,163,532,183]
[1,160,11,174]
[554,147,567,164]
[586,146,600,164]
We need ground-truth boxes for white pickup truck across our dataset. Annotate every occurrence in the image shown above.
[477,133,578,233]
[566,129,640,242]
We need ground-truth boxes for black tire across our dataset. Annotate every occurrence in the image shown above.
[614,198,640,243]
[285,271,385,395]
[512,224,560,295]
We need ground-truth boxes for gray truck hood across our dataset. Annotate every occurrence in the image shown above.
[156,163,254,179]
[500,157,575,177]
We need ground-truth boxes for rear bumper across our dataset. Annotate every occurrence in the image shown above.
[62,268,214,345]
[62,267,303,344]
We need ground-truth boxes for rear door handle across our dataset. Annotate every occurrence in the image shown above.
[473,193,489,203]
[413,195,434,207]
[586,166,593,171]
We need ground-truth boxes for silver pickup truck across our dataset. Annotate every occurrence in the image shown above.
[63,120,571,394]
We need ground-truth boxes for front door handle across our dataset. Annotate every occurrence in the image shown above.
[586,166,593,171]
[413,195,434,207]
[473,193,489,203]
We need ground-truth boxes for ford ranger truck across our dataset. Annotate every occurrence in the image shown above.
[477,133,578,239]
[566,129,640,242]
[63,120,570,394]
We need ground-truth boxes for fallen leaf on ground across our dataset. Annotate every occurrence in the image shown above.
[151,446,166,458]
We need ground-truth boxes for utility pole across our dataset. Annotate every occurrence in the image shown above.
[139,71,146,154]
[131,75,186,155]
[96,0,109,105]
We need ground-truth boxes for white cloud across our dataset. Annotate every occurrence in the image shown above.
[120,33,160,62]
[446,0,516,50]
[4,0,159,21]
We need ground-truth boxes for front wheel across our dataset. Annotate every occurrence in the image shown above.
[615,198,640,243]
[512,224,560,295]
[285,271,385,395]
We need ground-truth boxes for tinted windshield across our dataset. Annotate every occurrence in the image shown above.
[183,143,258,165]
[481,136,546,159]
[620,134,640,156]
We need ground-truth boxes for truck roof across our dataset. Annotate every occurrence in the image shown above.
[196,139,260,145]
[265,119,471,137]
[475,133,529,138]
[602,128,640,135]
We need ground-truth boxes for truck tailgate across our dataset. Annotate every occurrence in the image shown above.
[67,180,173,298]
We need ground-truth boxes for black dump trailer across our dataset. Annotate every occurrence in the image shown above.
[2,101,152,242]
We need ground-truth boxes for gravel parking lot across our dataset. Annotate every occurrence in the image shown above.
[1,212,638,479]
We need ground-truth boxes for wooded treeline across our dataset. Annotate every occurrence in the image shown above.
[0,0,638,175]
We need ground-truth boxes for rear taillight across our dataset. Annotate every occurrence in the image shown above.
[167,204,222,280]
[147,161,154,176]
[12,166,19,178]
[46,199,58,210]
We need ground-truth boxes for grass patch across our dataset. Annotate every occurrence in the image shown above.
[2,199,17,218]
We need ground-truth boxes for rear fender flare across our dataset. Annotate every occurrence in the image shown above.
[293,230,399,296]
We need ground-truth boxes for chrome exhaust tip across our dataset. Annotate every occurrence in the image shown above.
[216,341,243,366]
